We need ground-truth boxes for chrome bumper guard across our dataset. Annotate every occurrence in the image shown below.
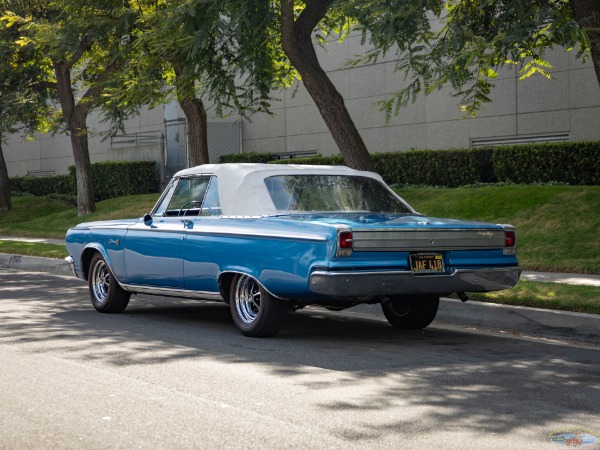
[309,267,522,297]
[65,256,76,277]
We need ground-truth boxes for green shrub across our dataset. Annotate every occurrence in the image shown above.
[223,148,495,187]
[219,152,275,163]
[10,161,157,201]
[373,149,490,187]
[272,155,344,166]
[69,161,157,201]
[218,141,600,186]
[10,174,74,197]
[492,142,600,185]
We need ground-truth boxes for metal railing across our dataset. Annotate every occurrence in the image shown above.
[110,130,164,147]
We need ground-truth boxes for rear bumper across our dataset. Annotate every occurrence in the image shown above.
[309,267,522,297]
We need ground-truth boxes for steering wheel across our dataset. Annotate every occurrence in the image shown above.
[178,200,203,216]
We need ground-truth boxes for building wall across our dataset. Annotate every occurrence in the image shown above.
[4,105,165,176]
[242,33,600,156]
[4,32,600,177]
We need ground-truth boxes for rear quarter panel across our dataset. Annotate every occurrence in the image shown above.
[184,217,336,297]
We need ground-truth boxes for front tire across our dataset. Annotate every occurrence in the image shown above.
[381,295,439,330]
[230,274,287,337]
[88,253,130,313]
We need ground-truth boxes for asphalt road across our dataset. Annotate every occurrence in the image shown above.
[1,270,599,450]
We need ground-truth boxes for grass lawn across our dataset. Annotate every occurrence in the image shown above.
[0,193,160,239]
[396,185,600,274]
[450,281,600,315]
[0,240,69,259]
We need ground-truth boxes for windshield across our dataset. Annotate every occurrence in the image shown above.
[264,175,412,213]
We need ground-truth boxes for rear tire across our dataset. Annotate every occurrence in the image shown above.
[230,274,287,337]
[381,295,439,330]
[88,253,130,313]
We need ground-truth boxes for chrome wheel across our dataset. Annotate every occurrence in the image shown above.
[233,275,261,324]
[87,253,130,313]
[91,259,110,305]
[229,274,287,337]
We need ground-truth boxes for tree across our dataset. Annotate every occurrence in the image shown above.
[0,12,53,212]
[107,0,294,167]
[2,0,137,215]
[353,0,600,117]
[567,1,600,85]
[280,0,374,171]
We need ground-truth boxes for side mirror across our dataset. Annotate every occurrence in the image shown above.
[143,214,153,227]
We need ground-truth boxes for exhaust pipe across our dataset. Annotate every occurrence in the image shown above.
[457,292,469,302]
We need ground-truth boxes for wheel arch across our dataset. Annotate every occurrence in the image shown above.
[80,245,111,281]
[218,270,286,303]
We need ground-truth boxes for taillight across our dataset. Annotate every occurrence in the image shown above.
[337,230,353,257]
[339,231,353,249]
[505,230,516,247]
[504,230,517,255]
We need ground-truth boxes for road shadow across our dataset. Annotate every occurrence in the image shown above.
[2,270,600,440]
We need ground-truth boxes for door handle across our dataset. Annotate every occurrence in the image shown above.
[181,219,193,229]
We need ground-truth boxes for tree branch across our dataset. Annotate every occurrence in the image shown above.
[77,52,121,114]
[295,0,334,37]
[64,34,90,70]
[37,80,58,91]
[281,0,295,35]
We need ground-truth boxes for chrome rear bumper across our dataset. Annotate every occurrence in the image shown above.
[309,267,522,297]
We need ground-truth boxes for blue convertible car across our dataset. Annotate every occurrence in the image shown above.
[66,163,521,337]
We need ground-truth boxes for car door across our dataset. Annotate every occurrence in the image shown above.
[183,176,223,294]
[124,176,211,288]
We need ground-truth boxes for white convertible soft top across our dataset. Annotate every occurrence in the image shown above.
[173,163,385,216]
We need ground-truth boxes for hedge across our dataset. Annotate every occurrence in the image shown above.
[10,160,157,200]
[68,161,157,200]
[219,152,275,164]
[492,142,600,185]
[219,141,600,187]
[10,174,74,197]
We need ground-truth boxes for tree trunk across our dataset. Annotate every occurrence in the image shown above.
[571,0,600,87]
[54,62,96,215]
[70,108,96,215]
[280,0,373,171]
[0,140,11,212]
[174,66,209,167]
[182,98,209,166]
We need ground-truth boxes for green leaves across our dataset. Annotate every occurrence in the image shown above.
[348,0,593,118]
[0,8,55,140]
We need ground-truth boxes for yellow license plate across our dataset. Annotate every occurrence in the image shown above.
[409,253,445,274]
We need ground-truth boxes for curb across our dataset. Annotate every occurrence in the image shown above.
[2,252,599,344]
[437,298,600,344]
[0,253,72,276]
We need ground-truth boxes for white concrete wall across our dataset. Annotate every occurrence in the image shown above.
[4,105,165,176]
[241,36,600,156]
[4,34,600,177]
